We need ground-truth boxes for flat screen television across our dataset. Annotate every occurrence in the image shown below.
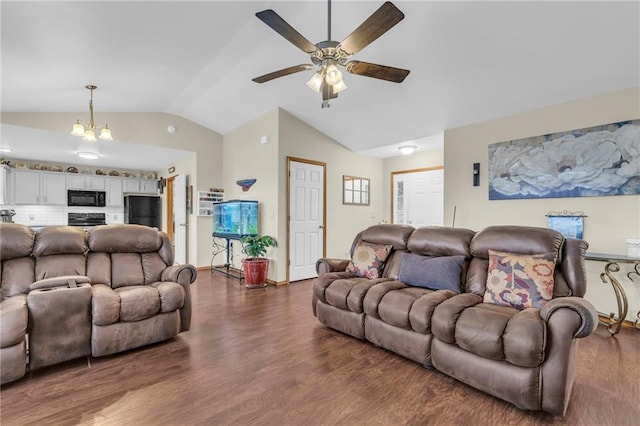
[212,200,258,239]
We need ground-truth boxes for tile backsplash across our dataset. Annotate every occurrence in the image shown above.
[6,204,125,226]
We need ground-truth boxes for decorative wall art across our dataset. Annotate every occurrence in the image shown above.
[488,119,640,200]
[343,175,370,206]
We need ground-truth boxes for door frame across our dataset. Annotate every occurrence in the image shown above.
[166,176,176,242]
[390,166,443,224]
[286,156,327,284]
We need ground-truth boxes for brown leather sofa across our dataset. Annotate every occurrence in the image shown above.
[0,223,197,384]
[313,224,598,416]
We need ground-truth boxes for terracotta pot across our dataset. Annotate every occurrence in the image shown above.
[242,258,269,288]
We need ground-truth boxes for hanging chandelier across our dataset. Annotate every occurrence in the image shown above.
[70,85,113,142]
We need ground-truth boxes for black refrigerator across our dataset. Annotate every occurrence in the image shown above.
[124,195,161,230]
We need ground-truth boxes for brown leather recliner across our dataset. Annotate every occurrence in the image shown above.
[313,224,598,416]
[0,224,34,384]
[0,223,197,384]
[87,224,196,357]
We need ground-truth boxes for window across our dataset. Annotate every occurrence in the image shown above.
[343,175,370,206]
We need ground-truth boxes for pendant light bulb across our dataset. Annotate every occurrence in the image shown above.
[325,64,343,86]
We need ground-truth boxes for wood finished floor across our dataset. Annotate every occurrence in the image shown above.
[1,272,639,425]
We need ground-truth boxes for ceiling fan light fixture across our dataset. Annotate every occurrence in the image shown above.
[324,64,343,86]
[398,145,417,155]
[332,79,347,94]
[306,72,323,93]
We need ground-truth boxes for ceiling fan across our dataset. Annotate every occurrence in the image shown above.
[252,0,410,108]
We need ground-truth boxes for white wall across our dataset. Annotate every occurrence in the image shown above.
[221,109,280,279]
[443,87,640,320]
[278,109,385,269]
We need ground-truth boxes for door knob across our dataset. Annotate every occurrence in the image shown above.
[318,225,324,229]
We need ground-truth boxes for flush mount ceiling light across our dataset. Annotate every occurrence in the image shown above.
[398,145,417,155]
[0,147,13,153]
[71,85,113,142]
[252,0,410,108]
[77,151,100,160]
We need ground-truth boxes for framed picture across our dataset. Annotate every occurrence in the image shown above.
[489,119,640,200]
[343,175,370,206]
[547,215,584,239]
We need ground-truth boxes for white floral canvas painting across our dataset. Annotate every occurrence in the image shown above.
[489,120,640,200]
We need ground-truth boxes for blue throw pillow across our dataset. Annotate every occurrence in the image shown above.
[398,253,465,292]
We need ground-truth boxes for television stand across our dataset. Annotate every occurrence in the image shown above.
[211,236,244,281]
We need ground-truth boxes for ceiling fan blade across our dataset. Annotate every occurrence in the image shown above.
[346,60,410,83]
[338,2,405,56]
[252,64,313,84]
[256,9,318,54]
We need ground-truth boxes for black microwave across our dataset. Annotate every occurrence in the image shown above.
[67,190,106,207]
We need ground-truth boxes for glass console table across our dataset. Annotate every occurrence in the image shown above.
[586,252,640,336]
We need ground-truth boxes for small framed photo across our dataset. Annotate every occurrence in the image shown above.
[547,215,584,239]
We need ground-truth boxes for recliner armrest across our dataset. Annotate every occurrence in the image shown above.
[29,275,91,291]
[316,258,350,275]
[540,297,598,338]
[161,264,197,285]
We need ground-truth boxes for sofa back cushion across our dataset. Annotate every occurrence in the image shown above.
[87,225,171,288]
[407,226,475,257]
[33,227,87,280]
[468,226,576,297]
[0,224,35,298]
[352,224,415,279]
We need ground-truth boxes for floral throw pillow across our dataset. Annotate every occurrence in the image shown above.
[483,250,557,310]
[346,241,393,279]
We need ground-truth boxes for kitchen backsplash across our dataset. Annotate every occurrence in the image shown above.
[7,205,125,226]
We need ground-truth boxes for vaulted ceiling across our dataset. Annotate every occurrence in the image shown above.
[2,1,638,165]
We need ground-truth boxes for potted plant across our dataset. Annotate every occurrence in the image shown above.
[241,235,277,288]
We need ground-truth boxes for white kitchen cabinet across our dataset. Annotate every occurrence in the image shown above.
[123,179,157,194]
[14,170,67,205]
[86,176,105,190]
[13,171,41,204]
[123,179,140,193]
[67,175,105,190]
[41,172,66,205]
[0,166,8,205]
[107,178,123,207]
[140,179,157,194]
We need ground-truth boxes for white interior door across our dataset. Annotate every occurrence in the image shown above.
[289,160,325,282]
[173,174,187,264]
[393,169,444,227]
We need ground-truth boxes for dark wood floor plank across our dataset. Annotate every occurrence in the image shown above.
[1,273,639,425]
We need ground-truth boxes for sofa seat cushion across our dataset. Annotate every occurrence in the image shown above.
[435,298,546,368]
[365,283,458,332]
[92,283,185,325]
[117,286,161,322]
[324,276,393,313]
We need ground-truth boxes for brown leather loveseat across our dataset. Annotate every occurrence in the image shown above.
[0,223,197,384]
[313,224,598,416]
